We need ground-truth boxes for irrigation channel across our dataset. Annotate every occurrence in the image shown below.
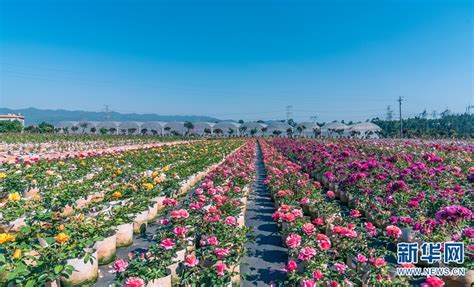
[95,141,288,286]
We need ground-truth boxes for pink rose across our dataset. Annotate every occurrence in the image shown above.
[326,191,335,199]
[313,269,323,280]
[301,279,316,287]
[215,261,226,276]
[285,233,301,249]
[184,254,199,267]
[124,277,144,287]
[214,247,230,259]
[421,277,445,287]
[113,258,128,272]
[173,226,187,237]
[334,262,347,274]
[302,223,316,235]
[285,260,298,272]
[298,246,317,261]
[171,209,189,219]
[386,225,402,239]
[224,216,238,226]
[356,253,368,263]
[350,209,361,218]
[207,236,219,246]
[160,238,175,250]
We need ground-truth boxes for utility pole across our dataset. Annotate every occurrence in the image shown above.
[431,110,437,119]
[397,96,403,138]
[386,105,393,121]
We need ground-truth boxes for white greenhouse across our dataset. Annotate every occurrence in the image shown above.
[347,122,382,139]
[164,122,185,135]
[239,122,266,136]
[96,121,120,134]
[140,122,165,135]
[190,122,214,136]
[295,122,320,138]
[321,122,348,138]
[266,121,293,137]
[213,122,240,136]
[118,122,142,135]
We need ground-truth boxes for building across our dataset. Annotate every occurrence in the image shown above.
[0,114,25,126]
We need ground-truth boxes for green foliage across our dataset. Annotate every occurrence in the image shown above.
[372,113,473,139]
[0,120,23,133]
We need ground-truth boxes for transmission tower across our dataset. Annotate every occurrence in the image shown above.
[286,105,293,121]
[386,106,394,121]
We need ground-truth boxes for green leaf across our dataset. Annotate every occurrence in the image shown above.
[54,265,63,274]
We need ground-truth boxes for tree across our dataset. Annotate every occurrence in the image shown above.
[287,119,296,127]
[238,119,244,124]
[227,128,235,137]
[141,128,148,135]
[313,128,320,138]
[250,128,257,137]
[0,120,23,133]
[214,128,223,136]
[90,127,97,134]
[99,128,108,135]
[71,126,79,133]
[261,127,268,136]
[204,128,212,136]
[239,126,247,136]
[151,129,158,135]
[184,122,194,136]
[79,122,88,133]
[273,130,282,137]
[127,128,137,135]
[109,127,117,135]
[286,128,293,138]
[38,122,54,133]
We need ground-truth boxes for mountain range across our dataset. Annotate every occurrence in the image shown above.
[0,107,220,125]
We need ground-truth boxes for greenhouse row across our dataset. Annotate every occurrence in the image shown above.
[55,121,382,138]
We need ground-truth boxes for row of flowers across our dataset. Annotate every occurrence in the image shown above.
[110,141,256,286]
[272,139,473,269]
[0,139,244,286]
[261,139,473,286]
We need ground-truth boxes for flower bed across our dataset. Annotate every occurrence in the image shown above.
[267,138,473,286]
[0,139,245,286]
[111,141,256,286]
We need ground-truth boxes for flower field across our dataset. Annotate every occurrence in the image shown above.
[266,139,473,286]
[0,136,472,286]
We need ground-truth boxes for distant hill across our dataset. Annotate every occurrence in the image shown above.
[0,107,220,125]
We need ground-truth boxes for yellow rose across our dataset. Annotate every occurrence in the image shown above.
[59,161,65,166]
[142,183,154,190]
[0,233,15,244]
[162,165,170,172]
[0,172,6,180]
[13,249,22,259]
[55,233,69,244]
[8,192,21,202]
[45,170,55,176]
[58,224,65,231]
[80,161,86,167]
[112,191,122,198]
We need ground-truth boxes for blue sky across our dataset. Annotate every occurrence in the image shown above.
[0,0,472,122]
